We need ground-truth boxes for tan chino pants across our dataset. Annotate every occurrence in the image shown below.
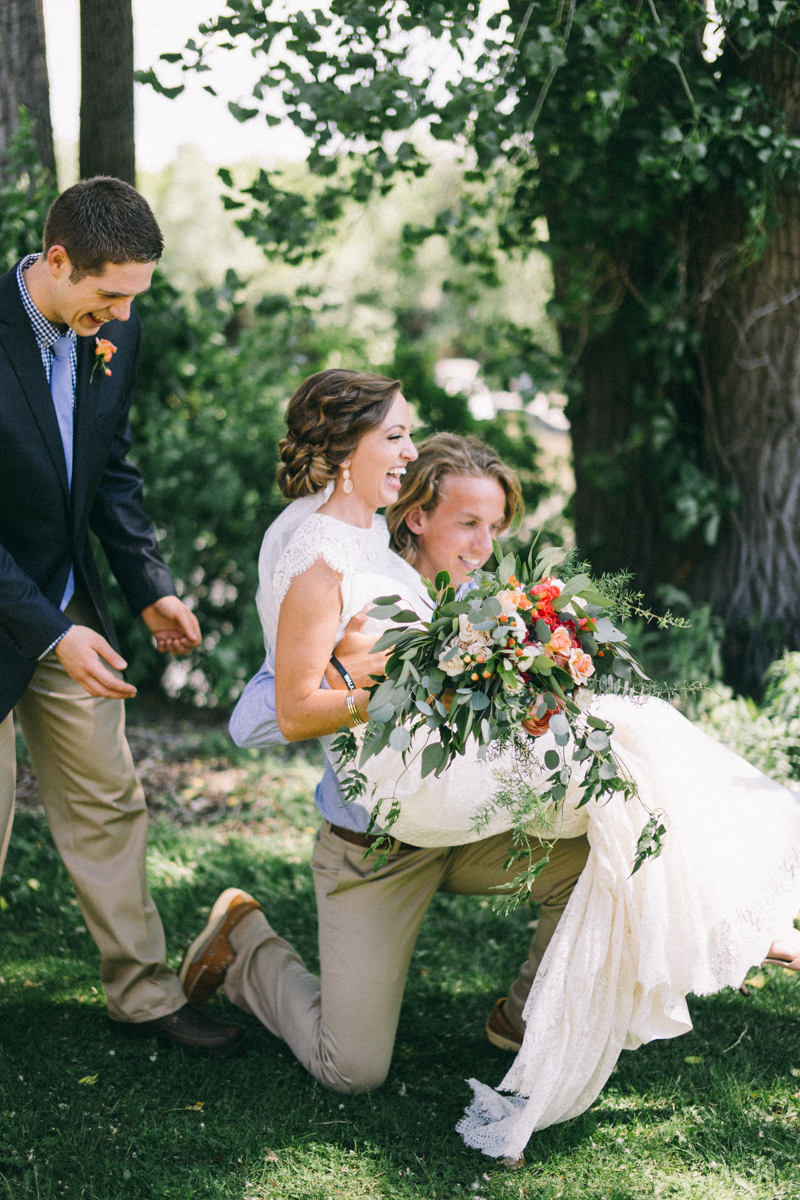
[0,595,185,1022]
[225,821,590,1093]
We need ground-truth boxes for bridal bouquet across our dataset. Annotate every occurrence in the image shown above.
[333,543,672,876]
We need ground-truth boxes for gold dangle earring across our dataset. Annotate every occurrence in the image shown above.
[342,467,353,494]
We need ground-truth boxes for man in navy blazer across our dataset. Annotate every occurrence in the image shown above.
[0,177,242,1056]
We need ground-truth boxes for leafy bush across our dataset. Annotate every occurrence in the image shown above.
[0,108,56,271]
[623,585,726,695]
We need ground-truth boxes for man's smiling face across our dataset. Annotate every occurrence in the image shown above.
[43,247,155,335]
[405,473,509,587]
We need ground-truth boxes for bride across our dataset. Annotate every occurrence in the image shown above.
[183,369,800,1159]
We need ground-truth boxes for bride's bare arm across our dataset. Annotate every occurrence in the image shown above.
[274,558,369,741]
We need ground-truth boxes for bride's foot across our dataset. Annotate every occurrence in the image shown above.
[179,887,263,1007]
[762,932,800,971]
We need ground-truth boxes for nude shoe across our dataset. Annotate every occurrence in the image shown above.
[761,954,800,970]
[180,887,263,1008]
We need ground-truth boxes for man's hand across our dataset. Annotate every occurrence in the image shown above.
[324,608,389,690]
[55,625,137,699]
[141,595,201,654]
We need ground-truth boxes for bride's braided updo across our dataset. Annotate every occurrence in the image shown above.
[277,369,402,498]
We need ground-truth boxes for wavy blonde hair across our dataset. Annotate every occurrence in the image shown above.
[387,433,523,563]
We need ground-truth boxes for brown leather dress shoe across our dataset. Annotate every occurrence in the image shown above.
[109,1003,245,1058]
[180,887,263,1008]
[485,997,524,1052]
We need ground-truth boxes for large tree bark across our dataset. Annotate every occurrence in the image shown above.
[690,43,800,692]
[0,0,55,175]
[79,0,135,183]
[554,36,800,694]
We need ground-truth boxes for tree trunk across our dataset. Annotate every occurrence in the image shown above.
[79,0,135,183]
[553,37,800,694]
[690,44,800,693]
[0,0,55,176]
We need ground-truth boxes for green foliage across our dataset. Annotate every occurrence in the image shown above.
[623,584,726,693]
[696,649,800,786]
[0,108,56,271]
[142,0,800,570]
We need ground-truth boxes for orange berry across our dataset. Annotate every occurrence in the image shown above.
[471,672,479,681]
[514,648,524,657]
[499,615,508,623]
[476,655,485,663]
[482,670,491,679]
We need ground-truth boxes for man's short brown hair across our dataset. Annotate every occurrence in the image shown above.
[43,177,163,281]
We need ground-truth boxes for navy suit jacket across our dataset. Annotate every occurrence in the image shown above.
[0,262,175,721]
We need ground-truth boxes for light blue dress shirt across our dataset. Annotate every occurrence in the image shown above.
[229,656,374,832]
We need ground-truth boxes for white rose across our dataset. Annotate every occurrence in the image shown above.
[439,642,466,676]
[508,612,527,642]
[457,614,492,652]
[515,645,539,671]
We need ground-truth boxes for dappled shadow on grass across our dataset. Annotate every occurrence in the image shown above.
[1,811,800,1197]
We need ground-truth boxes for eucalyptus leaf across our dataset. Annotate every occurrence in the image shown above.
[548,712,570,737]
[498,552,516,584]
[593,617,628,643]
[470,691,490,711]
[544,749,560,770]
[586,730,610,752]
[421,741,446,778]
[368,703,395,724]
[535,619,552,643]
[389,726,411,753]
[369,679,402,711]
[369,630,401,653]
[599,759,618,780]
[560,573,591,597]
[367,605,398,619]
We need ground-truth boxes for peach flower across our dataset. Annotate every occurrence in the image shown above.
[546,626,573,657]
[568,647,595,685]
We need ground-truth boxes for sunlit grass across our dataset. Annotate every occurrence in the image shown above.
[1,731,799,1198]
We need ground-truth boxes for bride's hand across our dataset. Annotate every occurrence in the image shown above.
[521,695,562,738]
[324,607,390,690]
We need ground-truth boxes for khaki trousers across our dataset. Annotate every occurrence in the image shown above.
[225,821,590,1094]
[0,601,185,1022]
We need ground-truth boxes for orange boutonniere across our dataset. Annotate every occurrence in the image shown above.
[90,336,117,382]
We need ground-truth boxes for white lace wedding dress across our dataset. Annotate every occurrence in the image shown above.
[257,492,800,1160]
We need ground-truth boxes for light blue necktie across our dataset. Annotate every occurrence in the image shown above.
[51,335,75,610]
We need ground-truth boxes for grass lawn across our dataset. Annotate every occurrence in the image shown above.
[1,716,799,1199]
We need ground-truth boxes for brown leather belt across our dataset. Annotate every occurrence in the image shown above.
[329,823,420,853]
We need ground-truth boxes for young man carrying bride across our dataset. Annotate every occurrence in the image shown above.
[179,369,800,1160]
[179,374,590,1092]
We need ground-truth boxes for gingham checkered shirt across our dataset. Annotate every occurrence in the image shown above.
[16,254,78,390]
[16,255,79,657]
